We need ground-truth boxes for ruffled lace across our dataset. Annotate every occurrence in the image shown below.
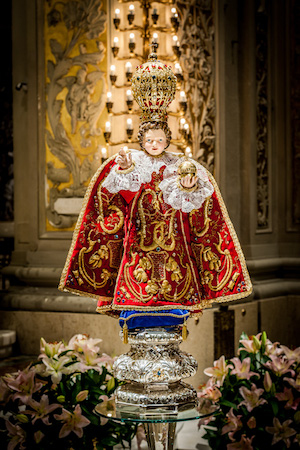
[159,159,214,213]
[102,150,179,193]
[102,150,214,213]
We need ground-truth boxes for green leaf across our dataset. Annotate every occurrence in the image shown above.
[269,399,279,416]
[59,349,73,357]
[59,381,66,396]
[107,377,115,392]
[220,399,238,409]
[239,332,249,341]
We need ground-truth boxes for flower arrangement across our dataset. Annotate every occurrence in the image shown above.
[198,332,300,449]
[0,334,137,449]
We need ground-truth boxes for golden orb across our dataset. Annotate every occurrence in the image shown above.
[178,160,197,178]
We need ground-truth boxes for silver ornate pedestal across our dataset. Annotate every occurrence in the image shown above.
[112,327,198,449]
[113,327,198,412]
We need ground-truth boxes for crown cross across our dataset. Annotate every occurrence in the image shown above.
[149,41,158,54]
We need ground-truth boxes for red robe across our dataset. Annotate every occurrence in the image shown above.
[59,152,252,316]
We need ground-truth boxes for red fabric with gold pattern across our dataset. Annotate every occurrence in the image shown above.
[59,159,252,317]
[59,158,127,312]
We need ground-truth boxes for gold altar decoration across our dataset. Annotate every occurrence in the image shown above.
[44,0,108,231]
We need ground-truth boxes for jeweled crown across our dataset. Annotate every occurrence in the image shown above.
[131,52,177,123]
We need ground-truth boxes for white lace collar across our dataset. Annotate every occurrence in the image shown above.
[130,149,181,174]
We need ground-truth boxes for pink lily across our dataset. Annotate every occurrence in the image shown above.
[5,420,26,450]
[34,430,44,444]
[266,417,296,447]
[247,416,256,429]
[204,355,229,386]
[263,371,272,392]
[276,387,300,410]
[227,434,254,450]
[198,378,222,402]
[197,397,216,427]
[221,408,242,441]
[238,333,262,354]
[239,383,267,412]
[230,357,257,380]
[0,376,13,403]
[265,339,283,357]
[281,345,300,363]
[68,334,102,354]
[39,337,65,359]
[25,394,61,424]
[78,348,113,372]
[54,404,90,438]
[136,424,147,450]
[76,390,89,402]
[39,355,76,384]
[3,367,43,404]
[284,374,300,391]
[264,355,295,377]
[98,395,114,426]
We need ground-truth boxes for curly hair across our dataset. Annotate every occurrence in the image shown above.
[137,121,172,150]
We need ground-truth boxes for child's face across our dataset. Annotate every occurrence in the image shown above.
[143,129,167,156]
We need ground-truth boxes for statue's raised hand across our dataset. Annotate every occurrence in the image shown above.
[180,174,198,189]
[115,148,133,170]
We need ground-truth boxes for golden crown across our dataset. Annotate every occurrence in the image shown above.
[131,53,177,123]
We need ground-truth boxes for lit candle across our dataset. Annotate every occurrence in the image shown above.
[107,91,112,100]
[153,8,157,15]
[125,62,132,73]
[105,121,111,132]
[180,91,187,102]
[126,118,133,130]
[184,123,189,132]
[110,65,116,76]
[101,147,107,158]
[113,37,119,47]
[129,33,135,43]
[175,63,182,74]
[123,145,128,152]
[171,7,177,17]
[126,89,133,101]
[114,8,120,19]
[185,146,192,156]
[173,35,179,46]
[129,4,135,13]
[153,32,158,43]
[180,118,186,129]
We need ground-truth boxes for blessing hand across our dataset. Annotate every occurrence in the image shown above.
[115,148,132,170]
[180,175,198,189]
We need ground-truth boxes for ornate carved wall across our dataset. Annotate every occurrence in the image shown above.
[175,0,215,172]
[44,0,108,231]
[255,0,270,231]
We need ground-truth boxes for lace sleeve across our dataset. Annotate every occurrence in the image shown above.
[102,161,143,193]
[102,150,167,194]
[159,160,214,213]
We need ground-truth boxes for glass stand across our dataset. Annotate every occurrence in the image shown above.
[94,400,217,450]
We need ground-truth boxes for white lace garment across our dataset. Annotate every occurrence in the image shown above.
[102,150,214,213]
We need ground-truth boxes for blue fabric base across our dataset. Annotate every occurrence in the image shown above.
[119,309,189,329]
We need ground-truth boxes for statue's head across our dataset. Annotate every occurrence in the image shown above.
[137,121,171,156]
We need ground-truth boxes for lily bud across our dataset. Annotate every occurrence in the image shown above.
[261,331,267,347]
[57,395,65,403]
[76,390,89,402]
[34,430,44,444]
[263,371,272,392]
[252,335,261,352]
[16,414,29,423]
